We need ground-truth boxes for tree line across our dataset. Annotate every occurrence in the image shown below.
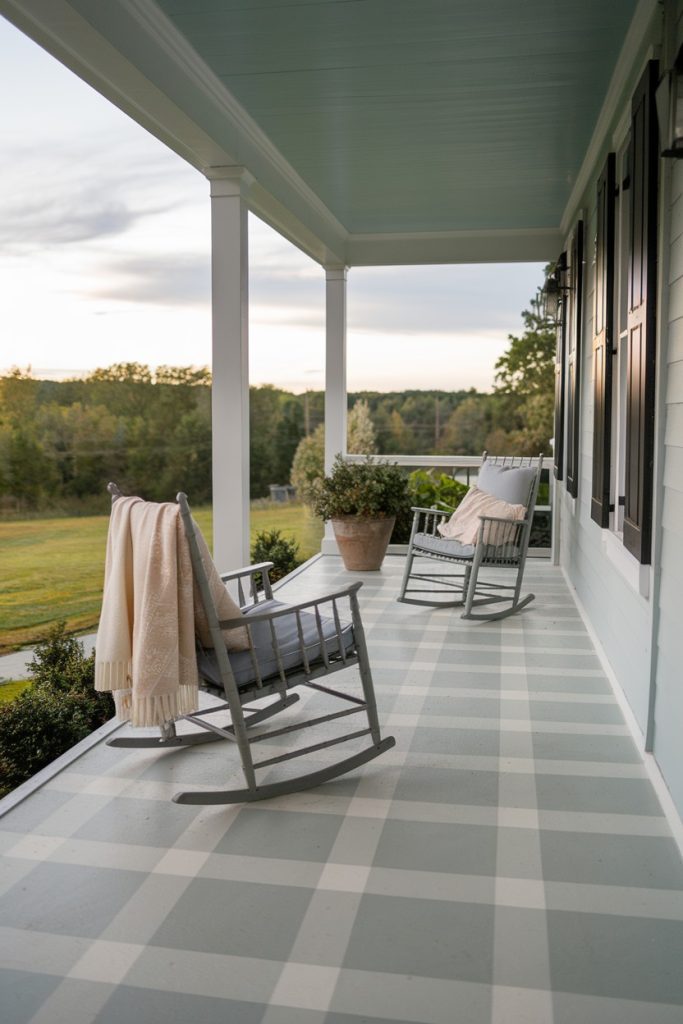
[0,296,554,514]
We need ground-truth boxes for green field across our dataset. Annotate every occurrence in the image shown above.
[0,503,323,653]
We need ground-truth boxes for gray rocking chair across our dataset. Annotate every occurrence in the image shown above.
[398,453,543,621]
[105,486,395,803]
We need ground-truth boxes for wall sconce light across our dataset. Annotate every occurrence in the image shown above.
[541,252,568,322]
[656,45,683,158]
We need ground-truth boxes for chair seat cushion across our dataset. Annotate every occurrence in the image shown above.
[197,599,356,691]
[412,533,476,559]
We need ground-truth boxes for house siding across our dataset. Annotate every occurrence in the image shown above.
[560,2,683,821]
[652,0,683,813]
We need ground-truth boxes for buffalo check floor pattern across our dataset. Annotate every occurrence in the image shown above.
[1,556,682,1024]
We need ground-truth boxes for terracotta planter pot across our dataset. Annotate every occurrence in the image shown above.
[331,516,396,571]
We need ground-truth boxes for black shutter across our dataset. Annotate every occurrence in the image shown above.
[624,61,658,564]
[553,255,566,481]
[566,221,584,498]
[591,154,616,527]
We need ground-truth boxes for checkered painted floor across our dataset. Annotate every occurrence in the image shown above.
[1,556,682,1024]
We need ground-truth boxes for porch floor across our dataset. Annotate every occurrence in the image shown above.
[1,556,682,1024]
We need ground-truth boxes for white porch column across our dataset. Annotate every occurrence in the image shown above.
[322,266,348,552]
[208,167,252,571]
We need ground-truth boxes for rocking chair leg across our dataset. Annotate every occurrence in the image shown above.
[398,546,416,602]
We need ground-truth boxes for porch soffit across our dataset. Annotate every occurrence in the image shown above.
[1,0,641,265]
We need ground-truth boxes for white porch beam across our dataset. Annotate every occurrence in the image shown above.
[208,167,252,572]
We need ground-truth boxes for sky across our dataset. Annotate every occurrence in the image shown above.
[0,15,544,395]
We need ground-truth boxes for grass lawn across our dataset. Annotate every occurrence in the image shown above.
[0,503,323,653]
[0,680,33,705]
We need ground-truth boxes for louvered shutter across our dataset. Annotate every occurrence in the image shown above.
[566,221,584,498]
[591,154,616,527]
[624,61,658,564]
[553,256,566,481]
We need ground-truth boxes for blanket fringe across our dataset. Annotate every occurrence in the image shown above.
[112,684,199,727]
[95,659,131,694]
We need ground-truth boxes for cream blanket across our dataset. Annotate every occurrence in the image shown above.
[95,496,249,727]
[438,486,525,546]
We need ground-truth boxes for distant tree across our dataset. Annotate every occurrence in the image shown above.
[493,291,555,454]
[290,423,324,505]
[347,399,377,454]
[439,396,492,455]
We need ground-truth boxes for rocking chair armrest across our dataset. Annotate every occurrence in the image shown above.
[219,562,274,584]
[410,505,451,518]
[218,580,364,629]
[476,513,529,525]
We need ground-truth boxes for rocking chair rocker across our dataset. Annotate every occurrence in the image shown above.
[103,485,395,803]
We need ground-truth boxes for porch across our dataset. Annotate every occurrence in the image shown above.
[2,555,682,1024]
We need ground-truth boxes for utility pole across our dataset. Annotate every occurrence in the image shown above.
[434,396,441,447]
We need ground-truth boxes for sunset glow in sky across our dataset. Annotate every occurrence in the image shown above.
[0,16,544,394]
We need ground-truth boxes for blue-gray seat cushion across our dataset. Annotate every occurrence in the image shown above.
[477,462,536,505]
[197,599,355,691]
[412,533,476,559]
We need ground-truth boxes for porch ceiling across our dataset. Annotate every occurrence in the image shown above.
[2,0,643,262]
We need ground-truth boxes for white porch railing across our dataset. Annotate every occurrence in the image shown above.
[331,453,555,559]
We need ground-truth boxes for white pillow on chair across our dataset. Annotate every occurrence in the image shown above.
[477,462,536,505]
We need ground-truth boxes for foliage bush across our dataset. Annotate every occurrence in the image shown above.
[0,623,114,798]
[408,469,469,511]
[251,529,302,584]
[390,469,469,543]
[311,455,409,521]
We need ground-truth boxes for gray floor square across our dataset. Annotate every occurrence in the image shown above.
[535,775,664,816]
[150,877,314,960]
[529,700,624,725]
[0,788,75,833]
[73,796,202,848]
[420,696,503,719]
[212,808,345,862]
[374,818,498,876]
[547,910,683,1004]
[410,726,500,757]
[0,861,145,938]
[532,732,641,763]
[97,985,265,1024]
[0,969,62,1024]
[540,831,683,889]
[343,893,495,982]
[525,675,612,695]
[392,766,500,806]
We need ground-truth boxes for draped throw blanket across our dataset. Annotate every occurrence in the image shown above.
[437,486,525,546]
[95,496,249,727]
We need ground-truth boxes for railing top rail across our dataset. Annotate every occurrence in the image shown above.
[343,454,554,470]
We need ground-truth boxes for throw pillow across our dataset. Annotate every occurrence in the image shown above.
[477,461,536,505]
[438,486,525,546]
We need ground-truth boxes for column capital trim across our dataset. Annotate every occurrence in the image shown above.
[325,266,348,281]
[206,165,255,197]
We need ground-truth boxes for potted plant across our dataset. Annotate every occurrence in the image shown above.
[312,455,409,570]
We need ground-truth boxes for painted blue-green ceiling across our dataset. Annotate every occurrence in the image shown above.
[155,0,639,234]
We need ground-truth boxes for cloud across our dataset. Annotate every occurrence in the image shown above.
[0,136,202,251]
[248,260,544,337]
[91,254,211,306]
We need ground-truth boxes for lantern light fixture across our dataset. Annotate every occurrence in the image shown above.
[656,45,683,159]
[541,252,569,323]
